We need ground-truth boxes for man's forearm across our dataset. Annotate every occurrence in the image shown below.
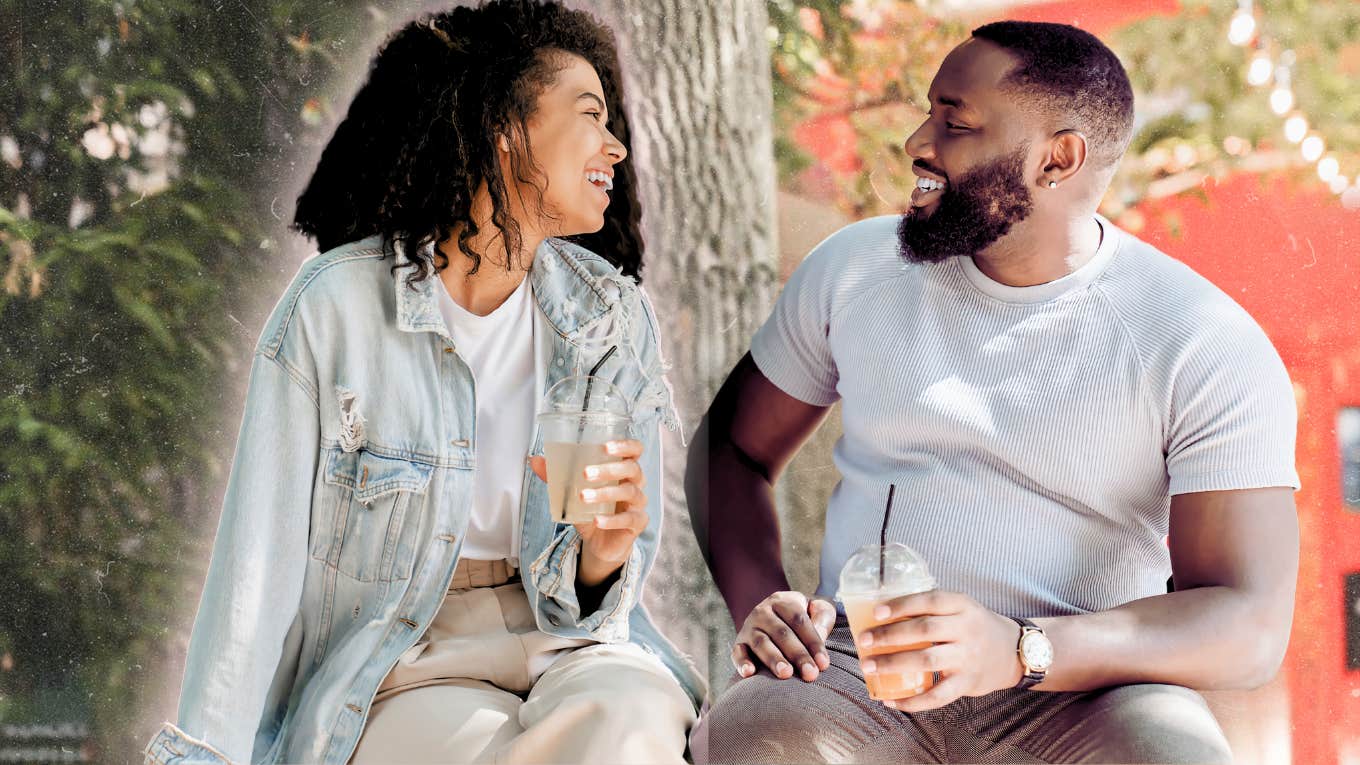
[685,421,789,625]
[1032,584,1290,692]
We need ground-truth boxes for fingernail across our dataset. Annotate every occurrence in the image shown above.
[816,652,830,667]
[874,605,891,620]
[585,466,600,480]
[884,700,898,710]
[605,441,621,455]
[862,660,876,674]
[581,489,597,502]
[801,662,815,677]
[776,662,791,676]
[594,516,607,527]
[859,632,874,647]
[740,664,753,677]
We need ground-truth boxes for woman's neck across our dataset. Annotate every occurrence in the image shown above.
[436,218,543,317]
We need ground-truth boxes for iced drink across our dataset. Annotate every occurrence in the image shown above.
[544,441,624,523]
[537,374,631,525]
[837,542,937,701]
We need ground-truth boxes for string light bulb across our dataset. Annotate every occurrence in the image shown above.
[1301,134,1326,163]
[1317,157,1340,183]
[1270,88,1294,115]
[1329,175,1350,195]
[1247,52,1273,86]
[1283,113,1309,144]
[1228,8,1257,46]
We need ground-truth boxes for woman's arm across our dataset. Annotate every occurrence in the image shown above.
[145,351,318,765]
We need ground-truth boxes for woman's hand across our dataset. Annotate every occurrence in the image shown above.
[530,438,648,587]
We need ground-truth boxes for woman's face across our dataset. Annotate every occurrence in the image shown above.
[507,53,627,239]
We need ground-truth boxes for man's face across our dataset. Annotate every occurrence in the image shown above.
[897,39,1039,262]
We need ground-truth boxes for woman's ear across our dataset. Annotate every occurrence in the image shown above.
[497,133,510,153]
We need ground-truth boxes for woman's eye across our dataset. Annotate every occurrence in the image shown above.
[947,122,969,131]
[586,111,603,121]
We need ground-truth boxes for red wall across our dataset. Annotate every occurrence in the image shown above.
[1136,172,1360,765]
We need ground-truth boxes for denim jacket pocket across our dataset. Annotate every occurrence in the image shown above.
[310,447,433,582]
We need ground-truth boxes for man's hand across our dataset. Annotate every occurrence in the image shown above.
[733,591,837,681]
[857,590,1023,712]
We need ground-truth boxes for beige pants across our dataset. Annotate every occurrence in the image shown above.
[349,559,695,764]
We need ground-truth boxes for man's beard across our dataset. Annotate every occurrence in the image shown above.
[897,146,1035,264]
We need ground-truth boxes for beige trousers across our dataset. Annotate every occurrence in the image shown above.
[348,559,695,765]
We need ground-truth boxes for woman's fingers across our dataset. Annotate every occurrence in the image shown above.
[582,458,644,486]
[580,482,644,508]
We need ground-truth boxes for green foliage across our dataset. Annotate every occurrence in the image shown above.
[0,0,373,759]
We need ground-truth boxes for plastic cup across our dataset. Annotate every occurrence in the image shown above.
[537,375,632,524]
[837,542,937,701]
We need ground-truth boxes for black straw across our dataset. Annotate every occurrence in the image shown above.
[581,345,619,412]
[879,484,895,588]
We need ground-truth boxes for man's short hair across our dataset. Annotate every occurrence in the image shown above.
[971,21,1135,170]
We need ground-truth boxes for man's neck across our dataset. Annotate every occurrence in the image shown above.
[970,212,1103,288]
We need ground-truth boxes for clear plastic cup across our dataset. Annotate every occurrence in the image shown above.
[837,542,937,700]
[537,375,632,524]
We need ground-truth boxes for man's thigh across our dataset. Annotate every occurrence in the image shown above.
[691,625,951,764]
[959,684,1234,765]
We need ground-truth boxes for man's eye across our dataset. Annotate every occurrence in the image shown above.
[947,122,970,131]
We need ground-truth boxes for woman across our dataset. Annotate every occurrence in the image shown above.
[142,3,704,764]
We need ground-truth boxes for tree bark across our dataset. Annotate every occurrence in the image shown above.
[578,0,781,692]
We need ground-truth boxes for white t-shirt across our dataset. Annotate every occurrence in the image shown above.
[750,214,1299,618]
[435,274,537,561]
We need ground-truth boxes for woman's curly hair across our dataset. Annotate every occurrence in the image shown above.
[291,0,645,284]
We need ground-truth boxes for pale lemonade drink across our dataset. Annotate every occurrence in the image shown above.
[537,373,631,525]
[544,441,623,523]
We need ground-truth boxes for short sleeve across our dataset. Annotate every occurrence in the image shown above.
[1165,311,1300,495]
[749,237,843,407]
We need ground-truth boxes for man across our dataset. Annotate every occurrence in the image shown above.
[686,21,1298,765]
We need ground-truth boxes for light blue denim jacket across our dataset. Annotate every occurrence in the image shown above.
[143,234,706,764]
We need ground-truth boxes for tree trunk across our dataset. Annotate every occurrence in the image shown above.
[578,0,781,692]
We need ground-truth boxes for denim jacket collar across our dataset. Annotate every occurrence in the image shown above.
[384,234,625,344]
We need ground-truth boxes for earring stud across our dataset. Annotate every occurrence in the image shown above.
[1048,180,1058,189]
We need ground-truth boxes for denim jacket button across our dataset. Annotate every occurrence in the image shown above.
[555,358,565,367]
[548,615,560,626]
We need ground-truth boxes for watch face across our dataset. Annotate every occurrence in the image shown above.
[1020,632,1054,671]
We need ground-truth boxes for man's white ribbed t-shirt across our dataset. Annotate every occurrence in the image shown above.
[751,214,1299,618]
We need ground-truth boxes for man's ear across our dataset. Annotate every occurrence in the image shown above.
[1040,129,1088,189]
[497,133,510,153]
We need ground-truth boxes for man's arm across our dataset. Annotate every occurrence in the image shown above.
[861,486,1299,710]
[686,352,831,622]
[1032,486,1298,691]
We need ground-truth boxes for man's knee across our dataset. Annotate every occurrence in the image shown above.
[691,674,834,764]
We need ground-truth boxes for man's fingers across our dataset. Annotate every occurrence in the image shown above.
[877,589,967,621]
[861,615,955,651]
[861,643,958,678]
[747,629,795,679]
[882,674,966,714]
[770,602,824,681]
[731,642,756,678]
[807,598,837,669]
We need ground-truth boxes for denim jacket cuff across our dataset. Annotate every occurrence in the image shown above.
[144,721,236,765]
[532,525,638,642]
